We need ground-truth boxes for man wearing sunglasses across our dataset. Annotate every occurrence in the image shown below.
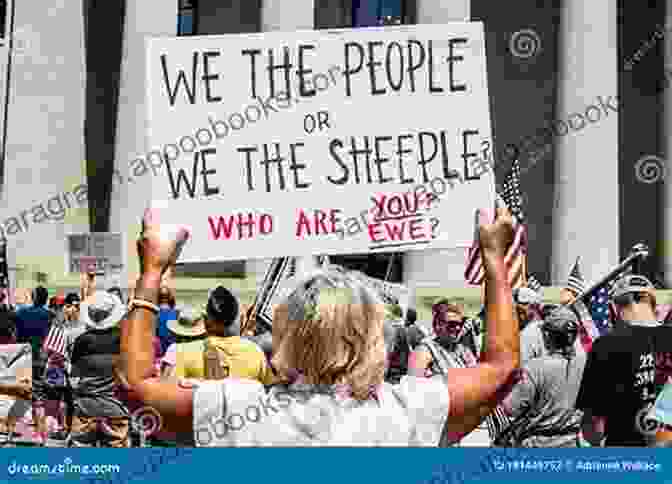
[409,299,478,381]
[408,298,483,446]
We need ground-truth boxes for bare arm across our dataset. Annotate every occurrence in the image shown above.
[443,209,519,440]
[117,210,193,435]
[117,272,194,435]
[408,348,432,377]
[80,272,96,301]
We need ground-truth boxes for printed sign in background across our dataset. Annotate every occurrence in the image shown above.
[146,23,495,263]
[66,233,123,275]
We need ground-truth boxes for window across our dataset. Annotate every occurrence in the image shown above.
[0,1,6,39]
[352,0,410,27]
[177,0,197,36]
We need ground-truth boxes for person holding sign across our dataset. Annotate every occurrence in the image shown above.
[116,205,518,446]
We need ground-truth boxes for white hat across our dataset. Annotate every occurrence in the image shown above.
[81,290,126,331]
[167,306,206,337]
[513,287,541,305]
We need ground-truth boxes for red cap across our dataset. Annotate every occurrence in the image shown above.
[53,294,65,306]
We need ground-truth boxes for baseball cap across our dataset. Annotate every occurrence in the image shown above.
[64,293,81,306]
[609,275,656,301]
[542,306,579,334]
[80,290,125,330]
[51,294,65,306]
[513,287,541,305]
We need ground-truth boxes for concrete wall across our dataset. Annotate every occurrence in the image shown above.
[0,0,88,289]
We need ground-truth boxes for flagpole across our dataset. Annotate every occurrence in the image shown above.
[569,244,649,308]
[384,253,395,282]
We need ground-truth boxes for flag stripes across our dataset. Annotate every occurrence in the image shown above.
[465,224,527,288]
[465,159,528,289]
[43,324,66,358]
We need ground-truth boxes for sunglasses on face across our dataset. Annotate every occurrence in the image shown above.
[435,319,464,329]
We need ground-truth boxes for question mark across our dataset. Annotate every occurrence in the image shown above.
[481,140,492,164]
[430,218,439,239]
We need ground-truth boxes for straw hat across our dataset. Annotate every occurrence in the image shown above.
[167,306,206,337]
[80,290,125,331]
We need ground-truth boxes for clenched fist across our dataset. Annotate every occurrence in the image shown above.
[478,207,515,260]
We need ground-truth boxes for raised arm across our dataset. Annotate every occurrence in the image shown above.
[116,208,194,435]
[80,271,96,301]
[442,207,519,441]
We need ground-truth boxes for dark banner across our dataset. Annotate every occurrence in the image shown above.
[472,0,561,284]
[619,0,667,285]
[83,0,126,232]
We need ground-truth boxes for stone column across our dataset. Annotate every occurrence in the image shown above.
[402,0,471,294]
[112,0,177,291]
[246,0,318,285]
[1,0,87,286]
[551,0,619,286]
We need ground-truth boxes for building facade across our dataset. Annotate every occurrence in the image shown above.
[0,0,666,292]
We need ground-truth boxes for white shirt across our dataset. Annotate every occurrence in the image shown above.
[193,376,450,446]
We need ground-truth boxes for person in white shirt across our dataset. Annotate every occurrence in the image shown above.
[115,206,520,446]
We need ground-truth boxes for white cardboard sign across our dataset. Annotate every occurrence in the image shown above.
[146,23,495,262]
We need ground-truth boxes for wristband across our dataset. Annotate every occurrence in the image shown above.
[128,298,160,314]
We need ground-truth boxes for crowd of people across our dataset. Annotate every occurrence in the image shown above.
[1,206,672,448]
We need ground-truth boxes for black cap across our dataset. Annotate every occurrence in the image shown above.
[64,293,81,305]
[33,286,48,306]
[207,286,239,324]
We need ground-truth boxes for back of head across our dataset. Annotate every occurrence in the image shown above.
[271,266,386,400]
[206,286,239,325]
[33,286,48,307]
[542,306,579,353]
[610,275,657,321]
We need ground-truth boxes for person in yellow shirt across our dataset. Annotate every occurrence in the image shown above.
[174,286,274,384]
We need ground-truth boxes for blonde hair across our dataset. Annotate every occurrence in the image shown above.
[271,267,386,401]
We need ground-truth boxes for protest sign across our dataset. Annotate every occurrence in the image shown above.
[146,23,495,262]
[66,233,123,275]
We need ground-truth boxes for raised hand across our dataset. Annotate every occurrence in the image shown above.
[136,208,190,276]
[478,207,515,260]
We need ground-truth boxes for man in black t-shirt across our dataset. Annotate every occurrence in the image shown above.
[576,275,672,446]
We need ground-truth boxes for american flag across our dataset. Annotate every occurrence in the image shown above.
[43,324,66,359]
[574,285,613,353]
[465,159,527,288]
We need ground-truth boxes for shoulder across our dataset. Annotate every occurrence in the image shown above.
[193,378,266,445]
